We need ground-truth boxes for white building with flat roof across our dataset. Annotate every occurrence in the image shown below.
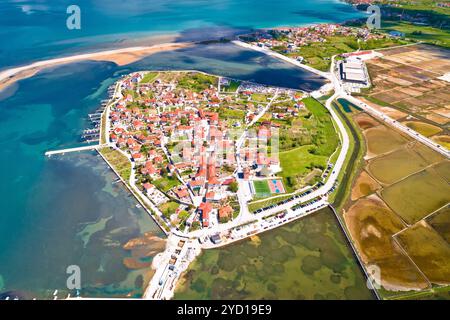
[340,57,368,85]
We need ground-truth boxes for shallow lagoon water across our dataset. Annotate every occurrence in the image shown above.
[175,207,374,300]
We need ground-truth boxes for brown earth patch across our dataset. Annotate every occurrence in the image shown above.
[353,113,380,130]
[343,195,429,291]
[395,221,450,285]
[351,170,381,201]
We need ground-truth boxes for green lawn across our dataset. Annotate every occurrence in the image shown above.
[217,108,246,121]
[159,201,180,219]
[178,72,218,92]
[302,97,339,156]
[140,72,159,84]
[248,193,294,213]
[251,93,270,103]
[273,98,339,192]
[252,180,271,197]
[152,176,181,192]
[223,79,241,92]
[381,20,450,48]
[279,145,328,192]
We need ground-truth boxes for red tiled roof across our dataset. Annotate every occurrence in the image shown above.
[218,205,233,219]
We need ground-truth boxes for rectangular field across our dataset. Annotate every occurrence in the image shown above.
[381,168,450,225]
[252,180,271,197]
[252,179,286,198]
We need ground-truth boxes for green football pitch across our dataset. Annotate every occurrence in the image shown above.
[253,180,271,196]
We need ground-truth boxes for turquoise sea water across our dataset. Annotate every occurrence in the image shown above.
[0,0,363,68]
[0,1,365,299]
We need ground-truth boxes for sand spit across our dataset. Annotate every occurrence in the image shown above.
[0,42,193,91]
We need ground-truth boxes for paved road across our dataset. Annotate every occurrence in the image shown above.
[341,94,450,159]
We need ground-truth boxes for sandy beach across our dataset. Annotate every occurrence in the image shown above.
[0,42,193,92]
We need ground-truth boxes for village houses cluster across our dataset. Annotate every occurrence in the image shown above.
[244,24,387,62]
[106,71,303,231]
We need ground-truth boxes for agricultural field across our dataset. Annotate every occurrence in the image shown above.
[395,222,450,285]
[363,125,408,158]
[343,110,450,298]
[350,170,381,201]
[367,145,433,185]
[427,206,450,243]
[381,168,450,225]
[361,44,450,149]
[343,195,429,291]
[380,20,450,48]
[402,121,442,137]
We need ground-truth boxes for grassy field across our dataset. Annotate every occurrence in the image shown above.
[140,72,159,84]
[248,194,294,213]
[222,79,241,92]
[99,147,131,181]
[251,93,270,103]
[252,180,271,197]
[178,72,218,92]
[303,98,339,156]
[217,108,246,122]
[328,100,365,209]
[159,201,180,219]
[275,98,339,192]
[381,20,450,48]
[279,145,328,192]
[152,176,181,192]
[402,121,442,137]
[282,35,407,71]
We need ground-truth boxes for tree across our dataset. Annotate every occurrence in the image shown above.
[228,181,239,193]
[180,116,189,126]
[160,167,168,177]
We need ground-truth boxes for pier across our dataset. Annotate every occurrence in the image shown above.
[45,144,109,157]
